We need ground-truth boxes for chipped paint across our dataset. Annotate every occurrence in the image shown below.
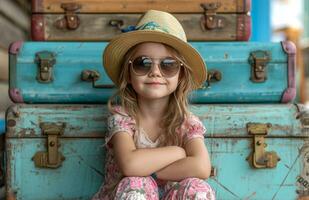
[5,104,309,199]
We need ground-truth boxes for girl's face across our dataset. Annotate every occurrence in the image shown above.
[128,42,181,101]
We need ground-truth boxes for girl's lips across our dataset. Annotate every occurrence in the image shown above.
[145,82,165,85]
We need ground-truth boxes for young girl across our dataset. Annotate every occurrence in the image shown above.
[92,10,215,200]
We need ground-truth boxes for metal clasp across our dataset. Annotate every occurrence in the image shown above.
[200,3,224,30]
[246,123,280,169]
[248,51,270,83]
[205,69,222,88]
[81,70,115,88]
[54,3,81,30]
[35,51,56,83]
[32,123,66,168]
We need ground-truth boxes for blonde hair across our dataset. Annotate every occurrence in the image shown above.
[107,42,196,147]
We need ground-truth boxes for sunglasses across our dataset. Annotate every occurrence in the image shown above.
[129,56,183,77]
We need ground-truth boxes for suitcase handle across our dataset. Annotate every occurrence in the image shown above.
[109,19,124,30]
[81,70,115,88]
[204,69,222,89]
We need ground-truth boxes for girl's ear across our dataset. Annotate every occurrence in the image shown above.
[177,67,184,85]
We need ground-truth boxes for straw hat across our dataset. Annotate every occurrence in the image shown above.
[103,10,207,89]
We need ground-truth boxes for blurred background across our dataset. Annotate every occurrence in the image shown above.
[0,0,308,118]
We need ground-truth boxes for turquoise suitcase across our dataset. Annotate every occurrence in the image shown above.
[5,104,309,199]
[9,41,296,104]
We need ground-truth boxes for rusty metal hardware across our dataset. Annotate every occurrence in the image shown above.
[210,166,217,177]
[296,109,309,135]
[205,69,222,88]
[302,116,309,130]
[81,70,115,88]
[54,3,81,30]
[298,111,309,129]
[200,3,224,30]
[35,51,56,83]
[32,123,66,168]
[248,51,270,83]
[246,123,280,169]
[109,19,124,30]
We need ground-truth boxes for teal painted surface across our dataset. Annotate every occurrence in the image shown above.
[8,139,105,200]
[6,104,307,199]
[0,119,4,134]
[6,105,107,200]
[10,42,289,103]
[250,0,271,42]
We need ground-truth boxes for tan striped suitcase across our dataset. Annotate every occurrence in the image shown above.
[31,0,251,41]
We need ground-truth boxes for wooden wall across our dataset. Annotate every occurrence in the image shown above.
[0,0,31,116]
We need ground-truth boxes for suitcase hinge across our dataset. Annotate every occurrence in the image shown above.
[200,3,224,30]
[248,51,270,83]
[246,123,281,169]
[54,3,81,30]
[32,123,66,169]
[35,51,56,83]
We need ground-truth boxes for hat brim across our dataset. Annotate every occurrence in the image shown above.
[103,30,207,89]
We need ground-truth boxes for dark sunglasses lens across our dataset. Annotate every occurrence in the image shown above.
[132,57,152,75]
[160,58,180,77]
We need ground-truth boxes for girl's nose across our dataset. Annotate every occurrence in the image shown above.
[148,62,162,77]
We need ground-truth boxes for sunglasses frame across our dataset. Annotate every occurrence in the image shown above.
[128,56,183,78]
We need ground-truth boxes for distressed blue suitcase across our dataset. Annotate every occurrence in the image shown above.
[9,41,296,104]
[5,104,309,199]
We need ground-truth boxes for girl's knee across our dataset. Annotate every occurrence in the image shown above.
[115,176,159,200]
[180,177,204,186]
[180,178,215,199]
[118,176,157,189]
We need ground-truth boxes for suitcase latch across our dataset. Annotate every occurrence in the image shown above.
[246,123,280,169]
[35,51,56,83]
[200,3,224,30]
[54,3,81,30]
[32,123,66,168]
[248,51,270,83]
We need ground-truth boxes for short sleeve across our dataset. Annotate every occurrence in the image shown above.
[105,107,136,145]
[181,114,206,145]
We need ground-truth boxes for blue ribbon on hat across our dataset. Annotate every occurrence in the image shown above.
[121,25,137,33]
[121,22,169,33]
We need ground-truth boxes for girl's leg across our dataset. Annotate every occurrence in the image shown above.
[114,176,159,200]
[162,178,215,200]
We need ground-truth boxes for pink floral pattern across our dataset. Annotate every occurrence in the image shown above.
[179,113,206,145]
[92,107,213,200]
[162,178,215,200]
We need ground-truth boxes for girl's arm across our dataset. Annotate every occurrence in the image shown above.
[155,138,211,181]
[111,131,186,177]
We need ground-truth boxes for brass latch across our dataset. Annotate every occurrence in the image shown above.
[54,3,81,30]
[248,51,270,83]
[35,51,56,83]
[200,3,224,30]
[246,123,280,169]
[32,123,66,168]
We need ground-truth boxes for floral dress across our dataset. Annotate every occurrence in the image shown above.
[92,106,215,200]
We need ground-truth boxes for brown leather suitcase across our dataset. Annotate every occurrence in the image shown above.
[31,0,251,41]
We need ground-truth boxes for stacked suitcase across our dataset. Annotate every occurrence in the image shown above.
[5,0,309,199]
